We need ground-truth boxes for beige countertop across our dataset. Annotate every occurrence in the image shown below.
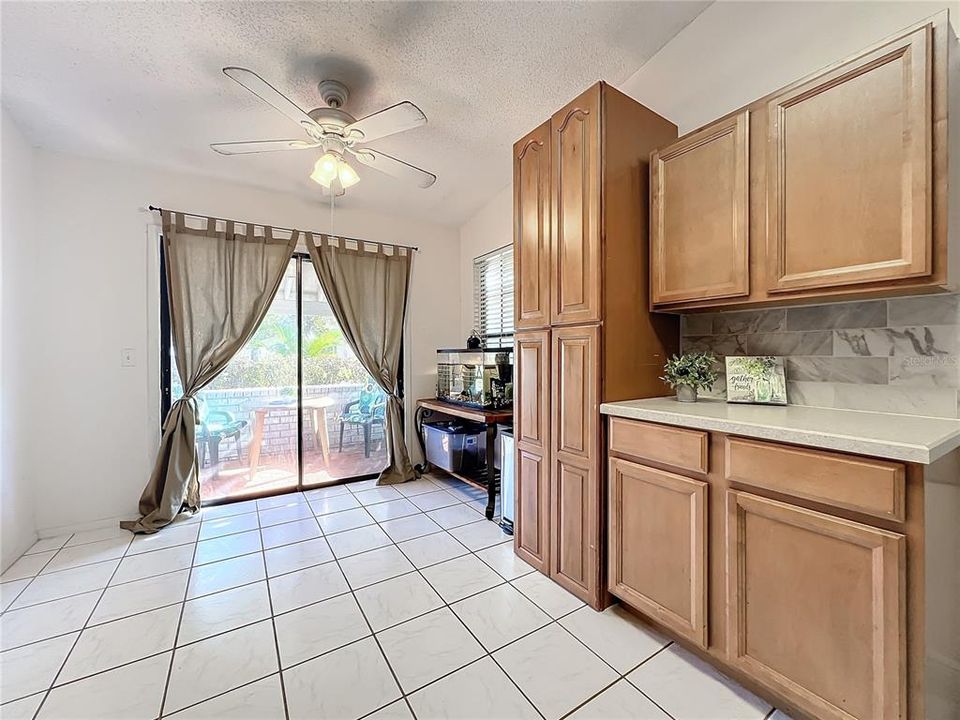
[599,397,960,464]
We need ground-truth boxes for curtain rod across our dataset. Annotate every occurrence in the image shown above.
[147,205,419,253]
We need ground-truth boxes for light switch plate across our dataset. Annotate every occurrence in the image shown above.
[120,347,136,367]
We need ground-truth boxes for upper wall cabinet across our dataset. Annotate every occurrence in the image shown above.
[551,85,602,325]
[514,121,552,330]
[766,24,932,293]
[651,112,750,305]
[650,12,954,312]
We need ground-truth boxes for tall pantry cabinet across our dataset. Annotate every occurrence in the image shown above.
[513,82,679,609]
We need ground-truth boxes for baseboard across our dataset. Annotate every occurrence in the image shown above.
[37,514,130,540]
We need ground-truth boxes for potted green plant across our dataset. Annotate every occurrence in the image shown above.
[661,352,719,403]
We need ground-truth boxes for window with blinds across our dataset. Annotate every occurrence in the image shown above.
[473,245,514,347]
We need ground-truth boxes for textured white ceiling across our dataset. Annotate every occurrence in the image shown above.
[1,1,708,226]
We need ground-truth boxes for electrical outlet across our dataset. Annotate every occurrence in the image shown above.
[120,347,136,367]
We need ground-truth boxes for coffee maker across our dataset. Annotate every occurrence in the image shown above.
[490,352,513,409]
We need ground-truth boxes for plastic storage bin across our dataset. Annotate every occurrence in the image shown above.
[424,420,486,473]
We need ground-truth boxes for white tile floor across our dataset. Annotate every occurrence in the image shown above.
[0,474,789,720]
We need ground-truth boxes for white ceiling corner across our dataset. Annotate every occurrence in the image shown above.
[1,1,709,226]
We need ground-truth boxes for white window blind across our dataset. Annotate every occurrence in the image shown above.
[473,245,514,346]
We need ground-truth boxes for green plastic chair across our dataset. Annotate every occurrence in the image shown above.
[337,383,386,458]
[197,397,248,466]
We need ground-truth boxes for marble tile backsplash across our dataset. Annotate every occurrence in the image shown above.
[680,294,960,418]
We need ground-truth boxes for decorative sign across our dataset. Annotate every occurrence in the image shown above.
[725,356,787,405]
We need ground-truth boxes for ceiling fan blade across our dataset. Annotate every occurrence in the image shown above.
[210,139,319,155]
[344,102,427,143]
[349,147,436,189]
[223,67,321,138]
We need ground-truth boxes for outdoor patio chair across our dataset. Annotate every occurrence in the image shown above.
[337,383,386,458]
[197,397,248,467]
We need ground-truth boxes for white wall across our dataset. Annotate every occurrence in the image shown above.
[456,0,959,338]
[620,0,959,135]
[1,108,38,568]
[25,150,459,536]
[458,185,512,338]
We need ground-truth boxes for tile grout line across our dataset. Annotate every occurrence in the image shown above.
[1,525,201,612]
[155,519,202,719]
[145,478,496,718]
[311,498,421,720]
[5,476,703,720]
[360,479,550,719]
[268,476,498,719]
[356,476,506,714]
[0,479,456,710]
[255,496,293,720]
[0,534,75,613]
[3,517,496,656]
[26,528,138,719]
[67,482,771,717]
[363,476,690,720]
[558,642,678,720]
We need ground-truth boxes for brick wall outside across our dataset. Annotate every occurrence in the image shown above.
[200,383,375,457]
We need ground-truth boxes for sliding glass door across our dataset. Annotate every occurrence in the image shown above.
[165,255,388,504]
[300,265,388,486]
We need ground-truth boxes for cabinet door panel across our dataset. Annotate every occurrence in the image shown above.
[727,491,906,720]
[651,112,750,305]
[515,443,549,572]
[514,330,550,451]
[767,24,932,292]
[608,458,707,647]
[552,325,598,460]
[551,85,601,324]
[550,453,598,601]
[515,330,551,573]
[514,121,552,329]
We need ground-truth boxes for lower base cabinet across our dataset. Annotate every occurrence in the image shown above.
[726,491,906,720]
[608,457,707,647]
[515,444,549,572]
[550,453,599,602]
[605,417,933,720]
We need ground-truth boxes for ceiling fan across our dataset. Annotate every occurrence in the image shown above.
[211,67,437,193]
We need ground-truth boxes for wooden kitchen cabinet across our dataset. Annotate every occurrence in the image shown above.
[514,330,550,451]
[515,445,550,573]
[514,121,552,330]
[651,112,750,305]
[550,453,599,600]
[551,85,601,325]
[650,12,955,311]
[605,415,950,720]
[552,325,599,461]
[608,457,707,647]
[727,490,906,720]
[514,330,550,572]
[550,325,600,599]
[766,23,932,293]
[512,82,679,608]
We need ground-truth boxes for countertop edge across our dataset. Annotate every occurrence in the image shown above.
[599,401,960,465]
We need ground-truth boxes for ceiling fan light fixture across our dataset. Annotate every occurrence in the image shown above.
[338,160,360,188]
[310,152,360,190]
[310,152,341,186]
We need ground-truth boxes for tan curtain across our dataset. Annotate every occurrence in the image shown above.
[122,212,297,533]
[306,233,415,485]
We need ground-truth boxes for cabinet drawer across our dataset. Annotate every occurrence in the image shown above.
[608,417,708,475]
[724,437,905,522]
